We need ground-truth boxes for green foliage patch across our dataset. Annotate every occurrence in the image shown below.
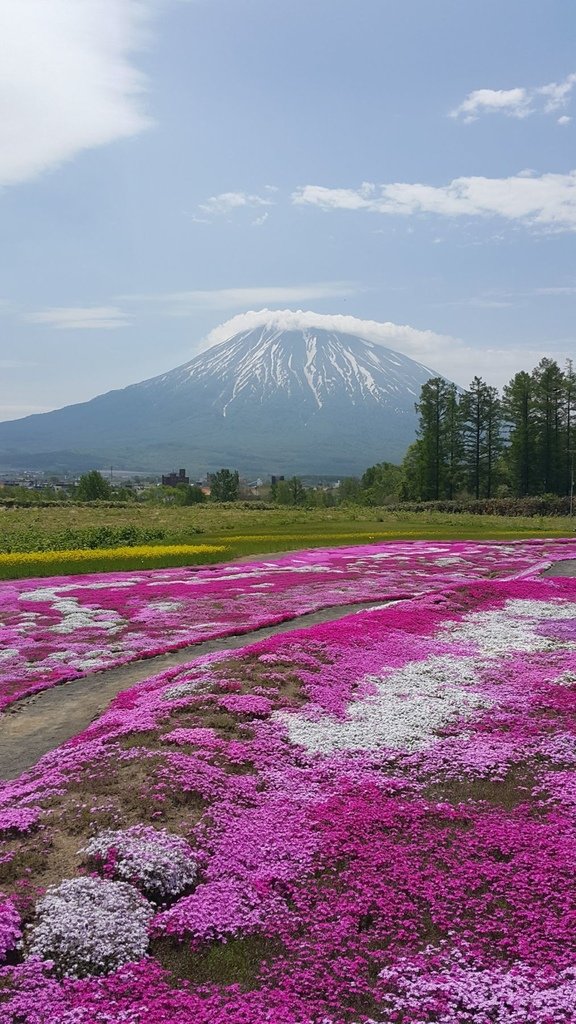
[0,524,168,554]
[0,502,573,578]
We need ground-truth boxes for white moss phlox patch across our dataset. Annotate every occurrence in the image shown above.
[442,598,576,654]
[277,655,490,754]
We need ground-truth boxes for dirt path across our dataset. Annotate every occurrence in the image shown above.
[0,599,397,781]
[543,559,576,576]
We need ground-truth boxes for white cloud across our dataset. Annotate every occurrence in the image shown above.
[199,190,276,216]
[120,283,357,313]
[295,183,377,211]
[451,72,576,122]
[0,0,152,187]
[539,73,576,112]
[202,309,452,361]
[201,308,571,390]
[0,403,53,421]
[558,115,572,126]
[26,306,131,329]
[292,170,576,232]
[451,87,531,122]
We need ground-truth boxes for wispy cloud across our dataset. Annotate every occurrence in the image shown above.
[539,73,576,114]
[443,283,576,302]
[199,188,277,217]
[0,0,152,188]
[451,72,576,124]
[292,170,576,232]
[535,284,576,295]
[202,309,454,362]
[432,295,517,310]
[466,297,516,309]
[0,360,39,368]
[25,306,132,329]
[0,403,53,421]
[120,283,357,314]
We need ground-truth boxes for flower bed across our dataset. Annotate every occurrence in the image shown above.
[1,571,576,1020]
[1,537,575,709]
[0,544,226,572]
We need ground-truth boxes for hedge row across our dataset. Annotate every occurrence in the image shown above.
[388,496,574,517]
[0,499,136,509]
[0,525,172,554]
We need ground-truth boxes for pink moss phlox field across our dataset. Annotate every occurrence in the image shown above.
[1,537,576,708]
[2,568,576,1020]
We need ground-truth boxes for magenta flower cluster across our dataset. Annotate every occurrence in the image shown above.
[0,899,21,962]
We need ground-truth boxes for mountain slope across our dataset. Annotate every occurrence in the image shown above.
[0,322,441,475]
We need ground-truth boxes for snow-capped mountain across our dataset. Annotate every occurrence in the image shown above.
[0,317,442,475]
[163,324,433,415]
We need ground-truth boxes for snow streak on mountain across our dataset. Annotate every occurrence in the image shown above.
[161,325,436,418]
[0,318,443,475]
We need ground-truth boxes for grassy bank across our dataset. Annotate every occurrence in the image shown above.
[0,503,574,579]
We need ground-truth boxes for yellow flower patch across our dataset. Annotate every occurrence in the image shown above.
[0,544,227,567]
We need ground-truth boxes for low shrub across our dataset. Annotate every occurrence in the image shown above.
[0,524,169,554]
[387,495,573,517]
[81,826,198,904]
[26,876,153,978]
[162,681,203,700]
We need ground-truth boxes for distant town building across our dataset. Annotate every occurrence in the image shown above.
[161,468,189,487]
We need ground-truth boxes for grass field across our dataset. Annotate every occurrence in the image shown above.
[0,502,574,578]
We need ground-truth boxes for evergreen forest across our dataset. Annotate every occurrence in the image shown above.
[401,357,576,502]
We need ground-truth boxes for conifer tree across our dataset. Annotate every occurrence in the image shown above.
[444,384,464,499]
[564,359,576,496]
[414,378,460,499]
[460,377,503,498]
[503,371,534,496]
[399,441,424,500]
[531,358,565,494]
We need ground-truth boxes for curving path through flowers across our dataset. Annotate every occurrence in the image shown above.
[0,599,398,780]
[2,538,576,711]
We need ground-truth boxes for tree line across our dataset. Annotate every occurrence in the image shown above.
[6,356,575,510]
[402,358,576,501]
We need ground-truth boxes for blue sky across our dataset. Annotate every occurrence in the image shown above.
[1,0,576,420]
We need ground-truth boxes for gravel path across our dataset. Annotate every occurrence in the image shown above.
[0,599,396,780]
[543,559,576,576]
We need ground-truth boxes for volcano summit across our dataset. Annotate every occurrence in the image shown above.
[0,313,442,475]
